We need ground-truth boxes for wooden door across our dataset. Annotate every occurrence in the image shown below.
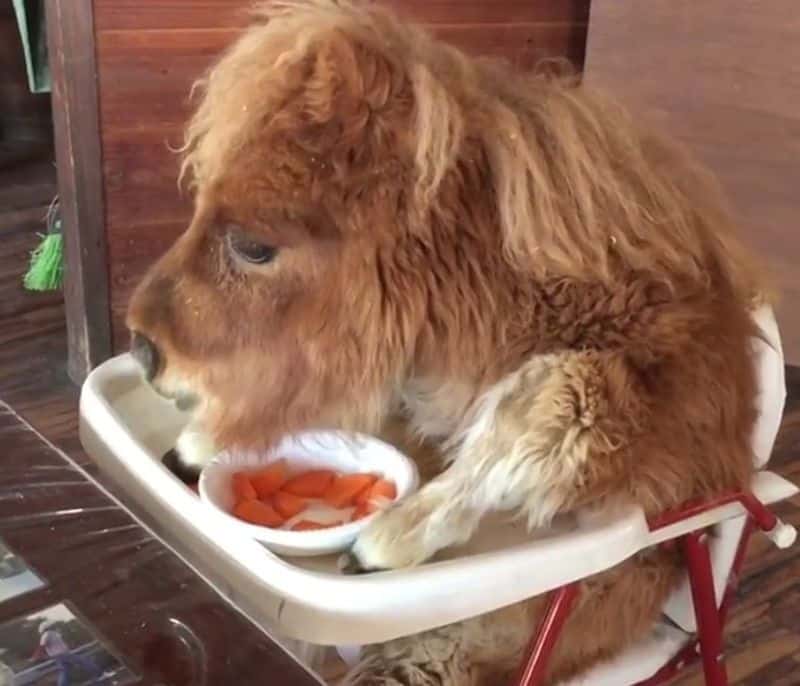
[585,1,800,362]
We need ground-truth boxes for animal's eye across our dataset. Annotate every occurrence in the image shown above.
[226,230,277,265]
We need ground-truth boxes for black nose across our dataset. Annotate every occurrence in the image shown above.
[131,332,159,381]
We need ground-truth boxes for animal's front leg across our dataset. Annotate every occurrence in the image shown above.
[347,475,482,570]
[347,352,622,571]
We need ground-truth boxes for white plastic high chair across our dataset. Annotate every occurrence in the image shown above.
[79,305,797,686]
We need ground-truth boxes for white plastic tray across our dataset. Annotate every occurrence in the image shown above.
[80,355,650,644]
[79,354,798,648]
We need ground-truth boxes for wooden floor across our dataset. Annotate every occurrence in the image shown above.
[1,141,800,685]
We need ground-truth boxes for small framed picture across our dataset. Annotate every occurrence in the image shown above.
[0,602,139,686]
[0,539,45,604]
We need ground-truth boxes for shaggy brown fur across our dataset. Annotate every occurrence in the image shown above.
[127,1,767,683]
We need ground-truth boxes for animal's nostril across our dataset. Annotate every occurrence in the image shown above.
[130,332,159,381]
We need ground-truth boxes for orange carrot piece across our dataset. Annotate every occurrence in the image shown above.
[233,499,284,527]
[369,479,397,502]
[291,520,331,531]
[231,471,257,502]
[359,479,398,514]
[323,473,378,508]
[282,469,336,498]
[272,491,309,519]
[351,502,371,521]
[250,460,288,498]
[355,477,397,508]
[354,483,372,507]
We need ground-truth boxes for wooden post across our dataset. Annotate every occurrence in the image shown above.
[45,0,111,383]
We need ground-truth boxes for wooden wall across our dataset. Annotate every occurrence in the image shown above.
[92,0,591,351]
[584,1,800,363]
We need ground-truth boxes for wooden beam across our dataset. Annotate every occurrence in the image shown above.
[46,0,112,382]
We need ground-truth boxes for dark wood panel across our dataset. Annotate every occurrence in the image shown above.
[102,130,188,228]
[96,23,585,133]
[108,219,185,349]
[96,29,240,132]
[0,140,56,211]
[94,0,590,31]
[434,22,586,70]
[46,0,112,382]
[0,4,52,142]
[584,0,800,363]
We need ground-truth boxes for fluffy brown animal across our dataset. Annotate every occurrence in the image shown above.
[126,1,768,683]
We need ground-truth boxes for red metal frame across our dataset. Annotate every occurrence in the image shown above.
[682,532,728,686]
[635,521,755,686]
[515,583,580,686]
[647,491,777,532]
[511,492,777,686]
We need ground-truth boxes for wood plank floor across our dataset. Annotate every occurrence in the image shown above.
[1,140,799,685]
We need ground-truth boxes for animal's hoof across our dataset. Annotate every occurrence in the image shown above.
[338,550,380,575]
[162,448,202,484]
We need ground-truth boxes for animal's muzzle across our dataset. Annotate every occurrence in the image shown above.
[130,332,160,382]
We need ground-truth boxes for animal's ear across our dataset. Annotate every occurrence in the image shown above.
[293,29,410,159]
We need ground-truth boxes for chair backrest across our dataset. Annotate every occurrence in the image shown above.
[662,304,786,631]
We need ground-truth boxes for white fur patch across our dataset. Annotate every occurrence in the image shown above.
[175,425,217,468]
[352,353,597,569]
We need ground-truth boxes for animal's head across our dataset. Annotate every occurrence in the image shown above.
[127,0,518,449]
[127,0,752,451]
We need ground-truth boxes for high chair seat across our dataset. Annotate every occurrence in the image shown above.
[563,621,690,686]
[79,305,795,685]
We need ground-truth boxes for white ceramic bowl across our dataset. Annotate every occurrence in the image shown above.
[198,431,419,556]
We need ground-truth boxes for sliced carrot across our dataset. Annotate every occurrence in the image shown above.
[357,479,398,514]
[272,491,309,519]
[233,499,284,527]
[351,502,371,521]
[354,482,373,507]
[231,471,257,502]
[282,469,336,498]
[368,478,397,504]
[323,473,378,508]
[250,460,288,498]
[291,520,331,531]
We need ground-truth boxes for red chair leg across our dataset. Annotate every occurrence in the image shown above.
[513,583,580,686]
[682,532,729,686]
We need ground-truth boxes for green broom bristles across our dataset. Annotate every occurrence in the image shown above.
[24,201,64,292]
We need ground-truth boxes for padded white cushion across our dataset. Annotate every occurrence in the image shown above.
[750,305,786,467]
[561,621,689,686]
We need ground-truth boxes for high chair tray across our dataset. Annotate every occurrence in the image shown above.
[79,355,797,647]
